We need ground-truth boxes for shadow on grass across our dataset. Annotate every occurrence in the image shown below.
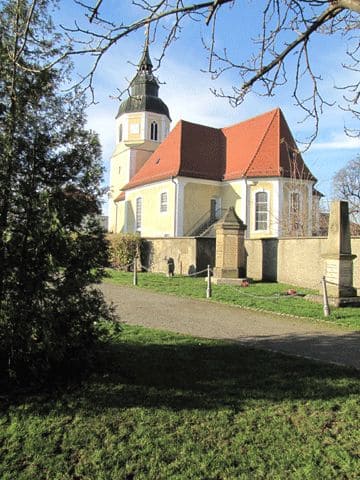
[2,329,359,416]
[64,333,359,413]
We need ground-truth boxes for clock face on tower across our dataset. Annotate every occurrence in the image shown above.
[130,123,140,135]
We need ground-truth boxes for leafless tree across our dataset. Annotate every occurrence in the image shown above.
[332,155,360,224]
[21,1,360,145]
[271,138,319,237]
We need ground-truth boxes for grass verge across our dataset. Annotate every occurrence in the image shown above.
[1,323,359,480]
[104,270,360,330]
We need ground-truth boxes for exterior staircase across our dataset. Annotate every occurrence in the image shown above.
[186,208,226,237]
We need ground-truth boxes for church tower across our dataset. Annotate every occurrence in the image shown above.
[109,45,171,232]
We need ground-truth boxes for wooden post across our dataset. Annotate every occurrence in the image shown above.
[133,256,138,286]
[322,276,330,317]
[206,265,212,298]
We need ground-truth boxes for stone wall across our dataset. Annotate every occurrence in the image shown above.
[143,236,360,290]
[142,237,215,275]
[245,237,360,290]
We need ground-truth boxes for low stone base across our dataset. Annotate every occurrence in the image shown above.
[211,277,249,286]
[213,267,246,279]
[326,286,357,298]
[305,294,360,308]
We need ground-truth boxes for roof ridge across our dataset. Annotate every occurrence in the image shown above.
[222,107,280,132]
[179,118,221,131]
[278,111,317,182]
[243,109,279,177]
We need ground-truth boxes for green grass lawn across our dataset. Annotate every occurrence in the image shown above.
[1,324,359,479]
[104,270,360,330]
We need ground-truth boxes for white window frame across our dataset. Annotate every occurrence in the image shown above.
[160,191,168,213]
[135,197,142,231]
[254,190,269,232]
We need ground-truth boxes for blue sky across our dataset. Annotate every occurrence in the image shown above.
[57,1,360,212]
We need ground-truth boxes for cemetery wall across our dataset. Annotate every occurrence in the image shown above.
[143,236,360,290]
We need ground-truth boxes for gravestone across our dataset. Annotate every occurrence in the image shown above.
[212,207,247,285]
[321,201,359,306]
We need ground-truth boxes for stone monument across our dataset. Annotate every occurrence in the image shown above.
[321,201,359,306]
[212,207,247,285]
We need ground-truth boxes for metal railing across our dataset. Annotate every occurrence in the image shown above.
[185,207,226,236]
[109,259,353,316]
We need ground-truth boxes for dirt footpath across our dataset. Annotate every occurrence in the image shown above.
[99,283,360,370]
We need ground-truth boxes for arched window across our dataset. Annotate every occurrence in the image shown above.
[135,197,142,231]
[150,121,158,141]
[119,124,123,142]
[255,191,269,231]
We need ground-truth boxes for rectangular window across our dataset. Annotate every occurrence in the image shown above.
[160,192,167,213]
[136,197,142,230]
[255,191,268,231]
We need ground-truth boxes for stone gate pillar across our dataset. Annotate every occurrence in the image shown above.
[213,207,247,284]
[321,201,358,305]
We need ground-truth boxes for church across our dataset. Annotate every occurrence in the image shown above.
[108,46,321,239]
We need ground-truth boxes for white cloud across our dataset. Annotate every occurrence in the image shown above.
[312,138,360,151]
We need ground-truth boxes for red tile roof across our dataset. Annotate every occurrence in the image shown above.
[122,108,316,192]
[123,121,182,191]
[180,121,225,180]
[114,191,125,202]
[222,109,279,179]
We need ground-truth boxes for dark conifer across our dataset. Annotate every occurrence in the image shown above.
[0,0,113,382]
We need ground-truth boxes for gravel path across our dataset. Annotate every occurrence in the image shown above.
[99,283,360,370]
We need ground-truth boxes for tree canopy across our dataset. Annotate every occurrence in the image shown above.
[332,156,360,224]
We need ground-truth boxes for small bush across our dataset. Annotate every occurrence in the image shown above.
[107,233,142,270]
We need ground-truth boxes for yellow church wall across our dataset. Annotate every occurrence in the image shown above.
[109,145,131,233]
[108,199,126,234]
[109,138,161,234]
[182,182,222,235]
[110,140,161,193]
[110,148,129,194]
[222,180,246,224]
[125,180,176,237]
[221,182,243,215]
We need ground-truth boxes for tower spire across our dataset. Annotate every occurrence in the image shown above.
[145,21,150,49]
[138,25,153,73]
[116,36,171,121]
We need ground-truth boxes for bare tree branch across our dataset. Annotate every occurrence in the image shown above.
[333,156,360,224]
[242,4,343,94]
[27,0,359,146]
[89,0,103,22]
